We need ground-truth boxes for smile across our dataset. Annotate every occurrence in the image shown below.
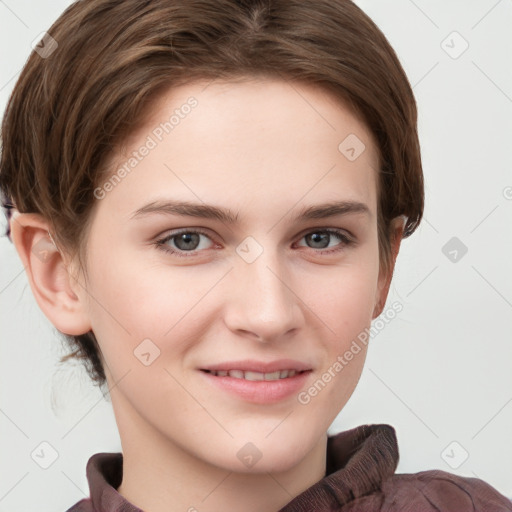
[201,369,308,380]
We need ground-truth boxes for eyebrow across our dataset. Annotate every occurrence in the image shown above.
[130,199,370,223]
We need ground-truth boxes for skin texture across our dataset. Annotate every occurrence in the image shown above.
[10,78,403,512]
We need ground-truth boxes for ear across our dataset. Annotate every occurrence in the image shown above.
[9,211,92,335]
[372,216,406,319]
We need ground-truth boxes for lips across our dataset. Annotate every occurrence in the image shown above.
[199,365,312,404]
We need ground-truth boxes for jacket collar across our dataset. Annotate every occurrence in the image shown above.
[280,424,399,510]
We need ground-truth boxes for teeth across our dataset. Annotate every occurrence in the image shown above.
[207,369,300,380]
[244,371,265,381]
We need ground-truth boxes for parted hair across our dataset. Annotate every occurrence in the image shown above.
[0,0,423,391]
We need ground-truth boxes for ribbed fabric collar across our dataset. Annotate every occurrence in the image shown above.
[84,424,399,512]
[279,424,399,510]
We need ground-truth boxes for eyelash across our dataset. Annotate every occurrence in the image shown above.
[154,228,355,258]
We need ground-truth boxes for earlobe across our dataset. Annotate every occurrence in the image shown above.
[372,216,405,319]
[9,211,92,336]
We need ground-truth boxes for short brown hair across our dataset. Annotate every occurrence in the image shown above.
[0,0,423,391]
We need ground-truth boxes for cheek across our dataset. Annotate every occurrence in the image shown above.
[296,247,380,336]
[83,245,225,372]
[293,249,378,404]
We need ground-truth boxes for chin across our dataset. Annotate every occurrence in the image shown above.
[213,432,321,475]
[218,451,305,475]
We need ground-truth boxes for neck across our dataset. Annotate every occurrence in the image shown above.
[114,404,327,512]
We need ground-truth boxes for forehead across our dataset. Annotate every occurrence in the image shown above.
[98,78,380,225]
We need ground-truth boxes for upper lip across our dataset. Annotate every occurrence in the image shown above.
[200,359,313,373]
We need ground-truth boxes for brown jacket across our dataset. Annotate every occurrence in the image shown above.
[66,424,512,511]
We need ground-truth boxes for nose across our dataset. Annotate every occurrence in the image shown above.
[223,244,305,342]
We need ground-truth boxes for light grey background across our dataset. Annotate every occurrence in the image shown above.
[1,1,511,510]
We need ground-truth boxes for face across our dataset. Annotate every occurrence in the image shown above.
[71,78,388,473]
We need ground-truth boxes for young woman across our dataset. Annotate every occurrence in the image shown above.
[1,0,510,511]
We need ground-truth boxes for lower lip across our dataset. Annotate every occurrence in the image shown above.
[199,370,312,404]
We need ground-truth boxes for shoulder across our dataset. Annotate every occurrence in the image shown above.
[343,469,512,511]
[387,470,512,511]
